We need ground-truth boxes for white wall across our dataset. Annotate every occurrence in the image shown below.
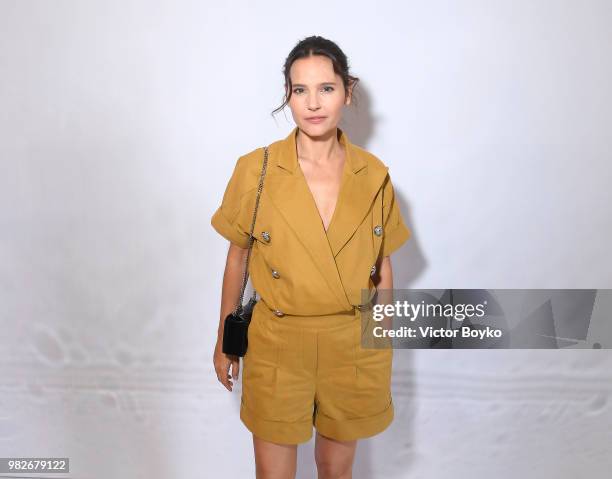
[1,1,611,478]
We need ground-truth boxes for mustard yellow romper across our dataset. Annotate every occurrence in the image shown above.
[211,126,411,444]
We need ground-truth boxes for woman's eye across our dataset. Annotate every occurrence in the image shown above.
[292,87,334,94]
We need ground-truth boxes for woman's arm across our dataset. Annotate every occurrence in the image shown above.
[374,255,393,290]
[213,243,248,392]
[372,255,395,333]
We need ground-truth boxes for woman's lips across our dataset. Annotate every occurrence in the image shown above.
[305,116,327,124]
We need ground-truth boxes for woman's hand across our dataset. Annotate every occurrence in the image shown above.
[214,340,240,391]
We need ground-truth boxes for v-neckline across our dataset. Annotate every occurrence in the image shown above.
[297,148,349,236]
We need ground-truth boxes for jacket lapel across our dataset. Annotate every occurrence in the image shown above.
[263,126,388,308]
[325,154,388,258]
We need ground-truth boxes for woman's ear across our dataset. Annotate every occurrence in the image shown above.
[345,80,354,105]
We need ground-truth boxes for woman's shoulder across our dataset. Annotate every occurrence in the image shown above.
[234,145,266,168]
[224,146,268,196]
[351,143,389,170]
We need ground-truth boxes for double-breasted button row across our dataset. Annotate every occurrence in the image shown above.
[271,268,282,313]
[257,230,281,315]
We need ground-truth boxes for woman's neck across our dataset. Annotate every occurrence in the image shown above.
[296,127,343,165]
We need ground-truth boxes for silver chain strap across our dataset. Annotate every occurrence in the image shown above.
[234,146,269,314]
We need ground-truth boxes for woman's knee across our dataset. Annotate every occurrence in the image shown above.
[314,434,357,479]
[315,458,353,479]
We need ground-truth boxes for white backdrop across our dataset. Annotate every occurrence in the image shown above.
[1,1,611,478]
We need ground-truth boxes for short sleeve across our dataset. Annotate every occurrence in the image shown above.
[380,174,411,257]
[210,155,253,249]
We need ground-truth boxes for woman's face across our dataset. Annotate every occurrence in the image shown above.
[286,55,351,137]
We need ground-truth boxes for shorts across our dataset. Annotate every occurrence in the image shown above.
[240,301,394,445]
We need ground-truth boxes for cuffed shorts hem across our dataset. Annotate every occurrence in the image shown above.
[240,401,313,445]
[314,397,395,442]
[240,397,395,445]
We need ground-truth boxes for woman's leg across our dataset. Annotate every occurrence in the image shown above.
[314,431,357,479]
[253,434,298,479]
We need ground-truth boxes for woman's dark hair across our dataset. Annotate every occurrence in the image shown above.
[271,35,360,116]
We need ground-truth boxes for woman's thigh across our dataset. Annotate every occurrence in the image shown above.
[252,434,298,479]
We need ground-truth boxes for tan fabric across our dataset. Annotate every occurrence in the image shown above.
[240,301,394,444]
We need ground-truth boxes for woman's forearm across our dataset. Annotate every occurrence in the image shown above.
[373,256,395,332]
[217,243,248,342]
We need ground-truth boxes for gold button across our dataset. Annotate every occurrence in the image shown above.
[274,309,284,317]
[271,269,280,279]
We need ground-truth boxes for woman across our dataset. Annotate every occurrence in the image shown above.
[211,35,411,479]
